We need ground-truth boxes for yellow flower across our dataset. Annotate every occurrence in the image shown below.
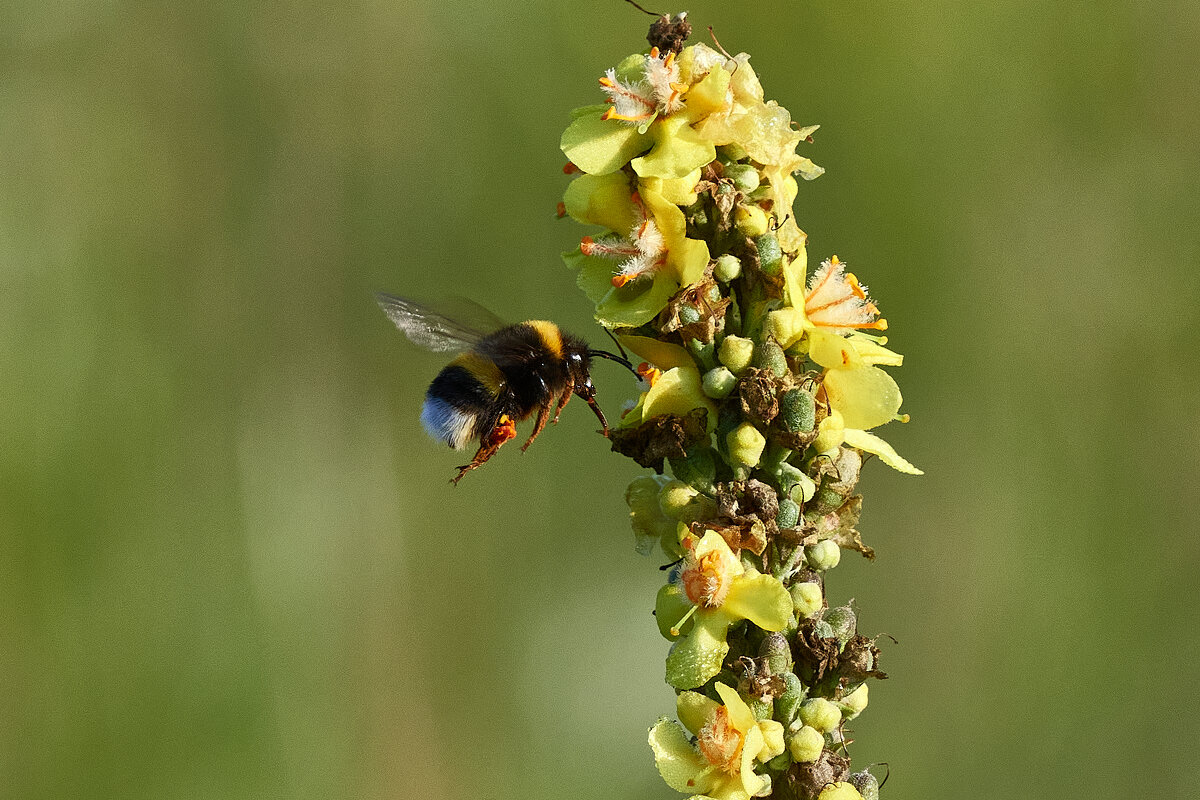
[649,683,781,800]
[656,531,792,688]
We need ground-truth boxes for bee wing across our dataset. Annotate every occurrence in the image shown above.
[375,293,507,352]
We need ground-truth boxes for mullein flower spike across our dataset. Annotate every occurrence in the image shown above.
[561,16,919,799]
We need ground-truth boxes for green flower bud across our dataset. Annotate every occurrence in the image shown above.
[726,422,767,469]
[779,388,816,433]
[725,163,761,193]
[775,672,807,725]
[753,339,788,377]
[668,449,716,495]
[658,479,699,519]
[806,540,841,571]
[838,683,869,719]
[748,696,773,721]
[721,142,749,162]
[787,725,825,763]
[818,783,865,800]
[849,770,880,800]
[790,472,817,504]
[756,232,783,274]
[823,605,857,645]
[718,335,754,374]
[702,366,737,399]
[714,254,742,283]
[790,582,824,618]
[768,752,792,772]
[678,303,701,326]
[759,631,793,675]
[799,697,841,733]
[813,485,844,513]
[736,204,769,237]
[776,498,800,529]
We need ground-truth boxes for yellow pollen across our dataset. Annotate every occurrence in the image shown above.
[831,255,841,265]
[845,272,867,299]
[664,50,675,68]
[637,362,662,386]
[649,46,660,59]
[598,76,615,88]
[612,273,636,287]
[603,108,654,122]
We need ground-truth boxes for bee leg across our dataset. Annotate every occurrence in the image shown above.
[552,378,574,424]
[521,403,552,452]
[576,382,610,437]
[453,415,517,485]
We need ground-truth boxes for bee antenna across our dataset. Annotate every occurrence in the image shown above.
[587,348,639,377]
[603,327,631,362]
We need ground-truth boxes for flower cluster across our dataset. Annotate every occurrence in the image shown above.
[561,16,914,800]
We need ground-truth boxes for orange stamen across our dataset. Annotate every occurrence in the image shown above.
[555,202,566,218]
[649,46,660,59]
[598,76,615,88]
[580,236,596,255]
[636,362,662,386]
[602,108,654,122]
[562,161,580,175]
[612,273,637,288]
[845,272,867,299]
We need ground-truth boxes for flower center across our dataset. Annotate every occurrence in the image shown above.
[697,707,744,773]
[804,255,888,332]
[680,547,737,608]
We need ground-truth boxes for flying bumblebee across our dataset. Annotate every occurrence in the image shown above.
[376,294,638,484]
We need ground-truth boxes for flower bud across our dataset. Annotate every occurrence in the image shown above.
[757,719,786,761]
[658,479,699,518]
[726,422,766,469]
[823,604,856,645]
[776,498,800,530]
[849,770,880,800]
[718,335,754,374]
[735,204,769,237]
[779,388,815,433]
[806,540,841,572]
[818,783,865,800]
[677,303,701,326]
[747,696,773,721]
[838,683,869,719]
[787,725,824,763]
[759,631,792,675]
[755,232,783,274]
[702,366,737,399]
[813,408,845,453]
[721,142,749,162]
[714,254,742,283]
[753,339,787,377]
[775,672,807,725]
[799,697,841,733]
[790,582,823,618]
[725,163,761,193]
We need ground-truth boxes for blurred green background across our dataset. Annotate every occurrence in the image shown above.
[3,1,1198,798]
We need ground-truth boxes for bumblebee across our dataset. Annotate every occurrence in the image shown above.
[377,294,637,484]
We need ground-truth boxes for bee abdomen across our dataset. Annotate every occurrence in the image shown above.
[422,364,498,449]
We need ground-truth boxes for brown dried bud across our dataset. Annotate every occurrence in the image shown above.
[609,408,708,472]
[647,12,692,54]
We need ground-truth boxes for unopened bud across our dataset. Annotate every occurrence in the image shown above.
[714,254,742,283]
[806,540,841,572]
[702,366,737,399]
[799,697,841,733]
[823,605,857,645]
[790,582,824,618]
[718,335,754,374]
[735,204,769,237]
[813,409,846,453]
[779,388,815,433]
[776,498,800,530]
[775,672,807,725]
[838,683,869,719]
[658,479,699,519]
[787,724,825,763]
[725,163,760,193]
[726,422,767,469]
[756,232,783,274]
[849,770,880,800]
[747,696,773,721]
[753,339,788,377]
[818,783,865,800]
[759,632,793,675]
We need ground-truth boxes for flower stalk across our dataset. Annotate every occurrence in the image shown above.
[559,13,918,799]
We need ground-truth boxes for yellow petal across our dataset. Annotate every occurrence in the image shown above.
[842,429,923,475]
[714,683,757,734]
[562,172,636,233]
[642,366,718,433]
[823,366,902,431]
[618,336,696,371]
[676,690,720,737]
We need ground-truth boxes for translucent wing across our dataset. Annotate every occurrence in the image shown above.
[375,293,507,353]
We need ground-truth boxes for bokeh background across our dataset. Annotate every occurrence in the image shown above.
[4,1,1198,798]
